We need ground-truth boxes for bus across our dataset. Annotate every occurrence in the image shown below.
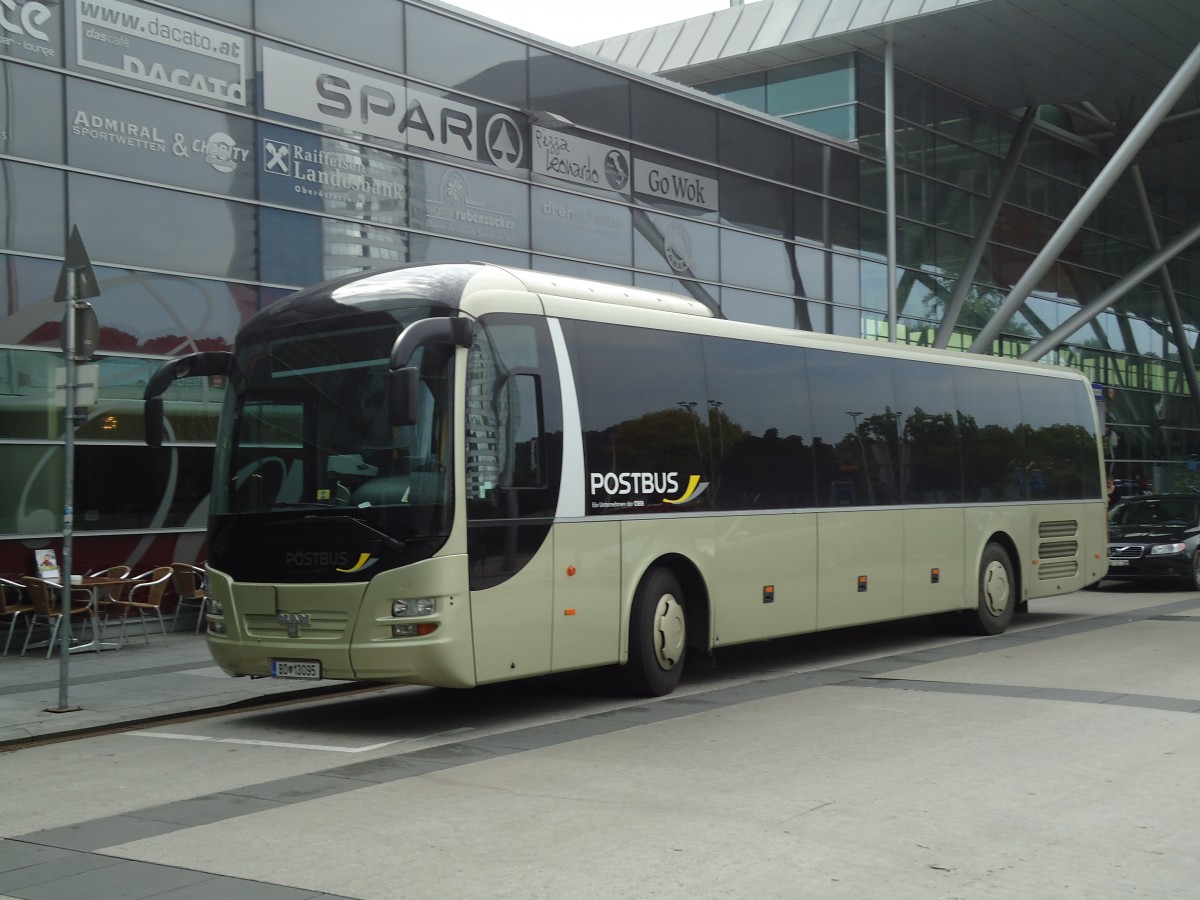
[144,263,1108,696]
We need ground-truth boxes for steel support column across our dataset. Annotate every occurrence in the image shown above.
[933,106,1037,349]
[1020,218,1200,361]
[1131,165,1200,424]
[885,41,897,342]
[971,40,1200,354]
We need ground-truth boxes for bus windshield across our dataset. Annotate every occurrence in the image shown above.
[209,311,456,581]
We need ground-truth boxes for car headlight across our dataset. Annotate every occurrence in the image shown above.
[1149,543,1188,555]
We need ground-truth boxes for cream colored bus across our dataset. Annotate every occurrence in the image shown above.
[145,263,1108,696]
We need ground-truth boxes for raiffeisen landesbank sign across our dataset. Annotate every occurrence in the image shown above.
[260,46,525,172]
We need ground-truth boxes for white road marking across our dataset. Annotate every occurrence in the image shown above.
[126,726,474,753]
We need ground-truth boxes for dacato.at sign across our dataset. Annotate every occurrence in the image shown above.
[75,0,247,105]
[634,159,718,212]
[261,46,524,170]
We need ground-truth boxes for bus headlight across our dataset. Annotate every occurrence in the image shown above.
[392,597,437,617]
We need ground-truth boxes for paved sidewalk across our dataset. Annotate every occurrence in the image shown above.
[0,620,355,748]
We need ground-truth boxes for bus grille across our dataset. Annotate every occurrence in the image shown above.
[1037,519,1080,580]
[1038,559,1079,579]
[243,610,350,640]
[1039,519,1078,538]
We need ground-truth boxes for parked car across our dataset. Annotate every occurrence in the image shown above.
[1107,494,1200,588]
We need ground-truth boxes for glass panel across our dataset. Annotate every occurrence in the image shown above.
[631,83,717,161]
[830,253,859,306]
[71,0,249,110]
[258,122,406,226]
[807,349,899,506]
[255,0,402,71]
[0,61,63,162]
[528,50,629,137]
[767,56,855,115]
[408,234,528,267]
[783,107,856,141]
[719,230,794,295]
[0,443,216,536]
[69,173,256,279]
[0,254,58,322]
[895,359,961,502]
[793,244,827,301]
[703,73,765,112]
[719,287,796,329]
[956,367,1024,501]
[405,6,526,107]
[2,0,61,64]
[171,0,252,26]
[410,159,530,249]
[68,78,256,197]
[259,208,407,286]
[719,113,791,182]
[633,211,719,283]
[567,320,710,515]
[531,186,631,267]
[0,162,63,255]
[465,314,562,519]
[703,338,815,509]
[720,171,790,237]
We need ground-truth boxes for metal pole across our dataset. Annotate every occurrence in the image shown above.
[972,40,1200,354]
[884,41,897,342]
[1020,218,1200,361]
[1130,165,1200,427]
[54,269,78,712]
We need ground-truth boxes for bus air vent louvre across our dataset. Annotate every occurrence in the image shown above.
[1038,520,1079,538]
[1038,540,1079,559]
[1037,559,1079,580]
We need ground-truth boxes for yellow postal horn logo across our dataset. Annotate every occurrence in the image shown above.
[663,475,708,505]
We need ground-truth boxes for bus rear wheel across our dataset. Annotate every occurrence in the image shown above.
[624,567,686,697]
[968,542,1016,635]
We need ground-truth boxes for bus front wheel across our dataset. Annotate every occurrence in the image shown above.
[969,542,1016,635]
[624,567,686,697]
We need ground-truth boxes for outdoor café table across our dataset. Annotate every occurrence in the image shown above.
[58,576,125,653]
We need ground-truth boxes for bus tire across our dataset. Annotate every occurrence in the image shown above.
[969,542,1016,635]
[624,567,686,697]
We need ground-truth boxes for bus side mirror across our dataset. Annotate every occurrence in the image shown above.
[143,350,233,447]
[388,367,419,427]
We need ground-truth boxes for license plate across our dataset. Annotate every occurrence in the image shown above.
[271,659,321,680]
[1108,558,1130,567]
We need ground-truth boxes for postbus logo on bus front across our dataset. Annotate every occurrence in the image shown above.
[283,550,379,574]
[588,472,709,509]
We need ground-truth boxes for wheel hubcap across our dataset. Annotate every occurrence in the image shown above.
[652,593,685,670]
[982,561,1010,617]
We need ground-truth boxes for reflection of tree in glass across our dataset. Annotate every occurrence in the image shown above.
[600,406,709,476]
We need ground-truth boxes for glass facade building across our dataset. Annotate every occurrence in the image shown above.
[0,0,1195,571]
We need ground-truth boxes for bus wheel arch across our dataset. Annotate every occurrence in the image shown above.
[623,555,709,697]
[968,534,1020,635]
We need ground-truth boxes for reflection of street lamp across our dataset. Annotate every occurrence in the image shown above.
[708,400,724,463]
[678,401,703,463]
[846,410,876,504]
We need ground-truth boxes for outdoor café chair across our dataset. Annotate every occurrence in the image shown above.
[1,576,34,657]
[170,562,209,634]
[114,566,173,644]
[20,576,92,659]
